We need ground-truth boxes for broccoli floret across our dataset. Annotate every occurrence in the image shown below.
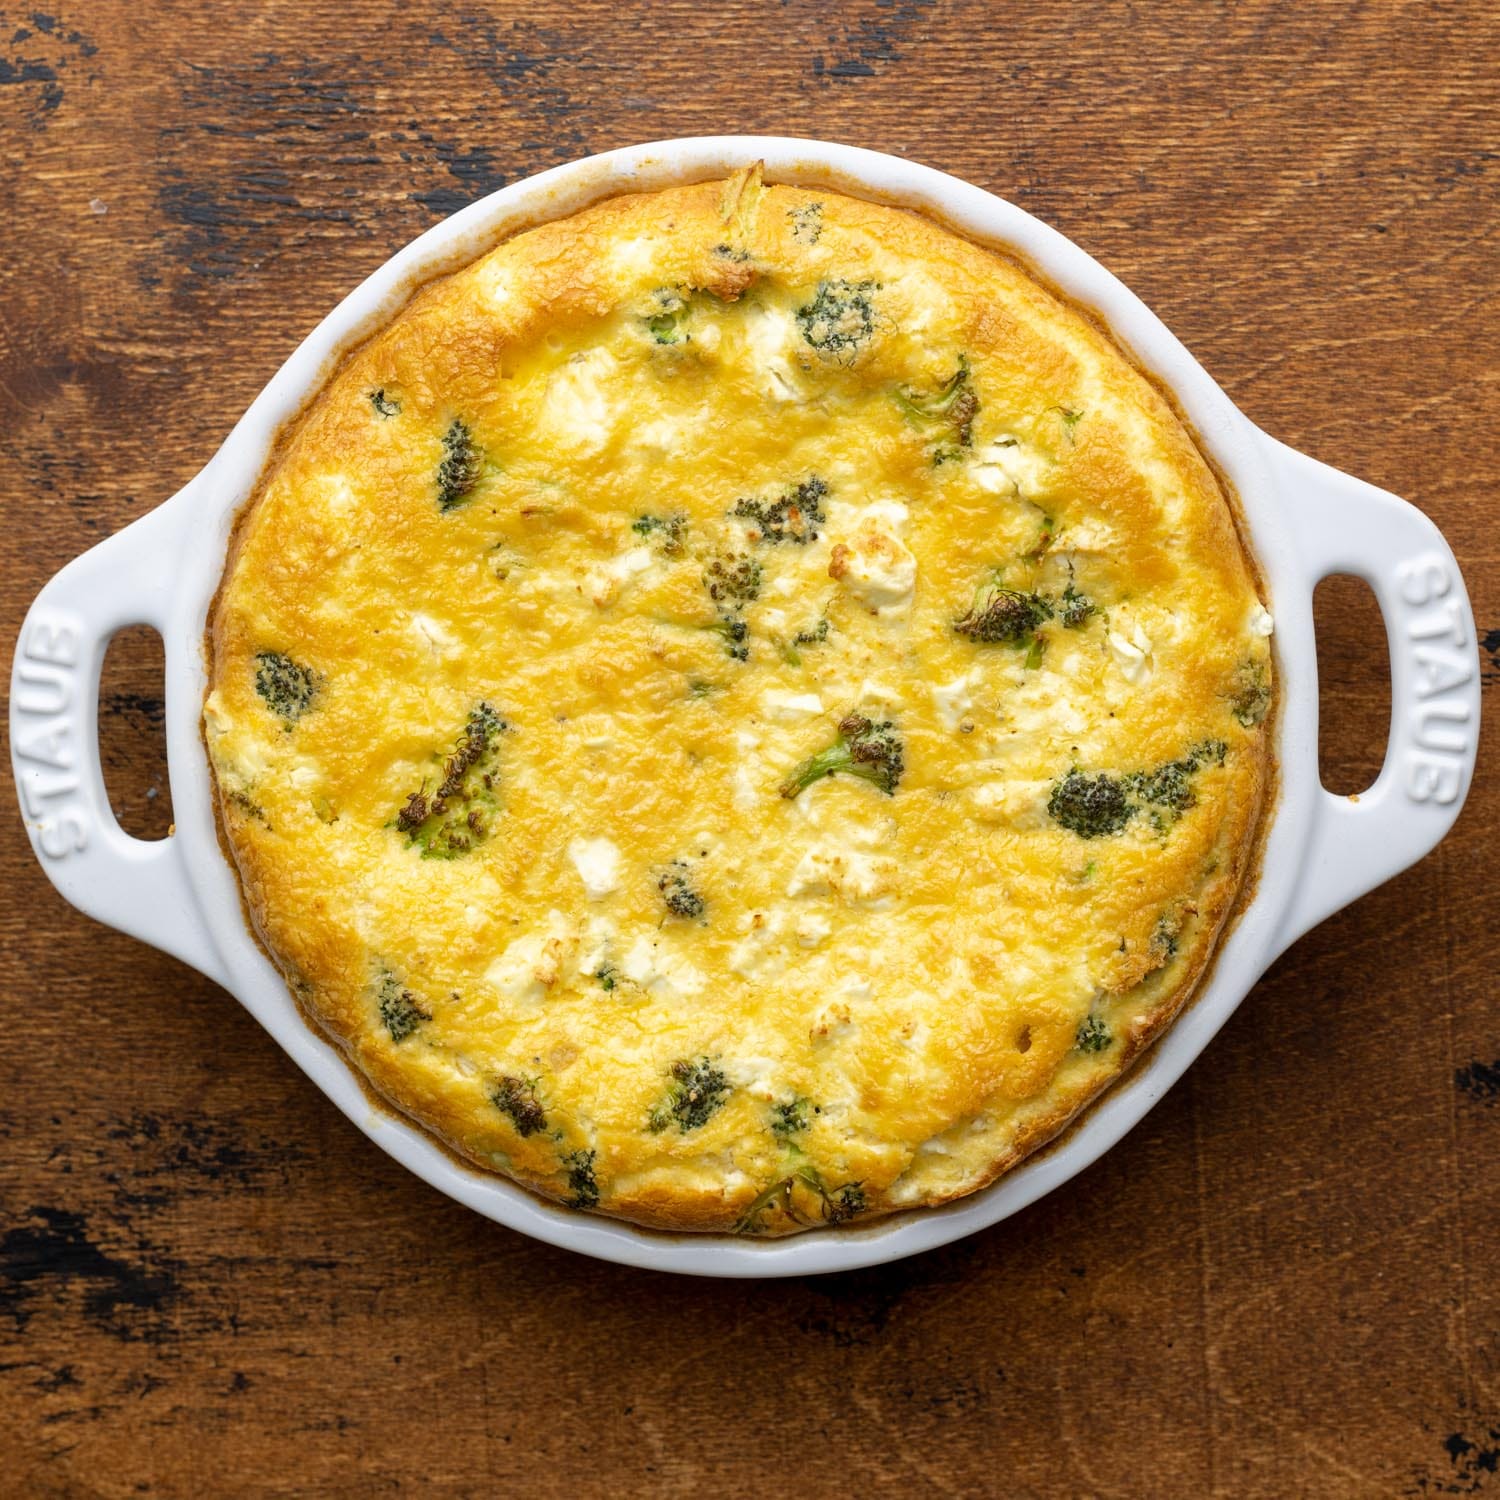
[1060,582,1096,627]
[436,417,484,511]
[377,972,431,1043]
[491,1075,546,1137]
[1129,739,1227,816]
[707,614,750,662]
[563,1148,599,1209]
[702,553,762,661]
[593,964,619,992]
[795,279,878,357]
[1076,1014,1112,1052]
[733,475,829,544]
[895,358,979,461]
[1231,658,1271,727]
[1048,770,1133,838]
[1130,756,1201,814]
[788,202,823,245]
[394,703,509,859]
[1151,914,1182,962]
[735,1166,866,1233]
[1052,742,1226,840]
[369,388,400,418]
[954,577,1055,645]
[225,789,268,824]
[254,651,318,726]
[644,287,690,344]
[783,616,830,666]
[702,552,763,606]
[780,713,905,800]
[657,860,705,920]
[632,512,687,553]
[648,1057,729,1133]
[771,1097,812,1139]
[823,1182,866,1224]
[735,1177,793,1234]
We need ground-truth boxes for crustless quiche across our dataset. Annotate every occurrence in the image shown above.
[205,166,1274,1234]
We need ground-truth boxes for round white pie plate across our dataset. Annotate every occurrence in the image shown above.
[9,137,1482,1277]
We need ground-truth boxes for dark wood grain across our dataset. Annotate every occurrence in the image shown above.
[2,3,1496,1495]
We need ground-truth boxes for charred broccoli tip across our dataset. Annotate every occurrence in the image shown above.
[954,577,1055,645]
[491,1074,547,1137]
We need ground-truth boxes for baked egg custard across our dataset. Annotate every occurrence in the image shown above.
[206,167,1274,1234]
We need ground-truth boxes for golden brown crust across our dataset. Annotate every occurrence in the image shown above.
[205,169,1274,1235]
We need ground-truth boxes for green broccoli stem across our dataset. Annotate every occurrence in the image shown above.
[778,714,904,800]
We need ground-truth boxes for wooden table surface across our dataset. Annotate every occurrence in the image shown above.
[2,3,1495,1495]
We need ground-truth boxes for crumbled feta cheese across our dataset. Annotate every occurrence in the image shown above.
[411,612,460,658]
[931,671,977,732]
[1250,603,1275,637]
[733,763,760,811]
[760,689,824,724]
[619,935,705,998]
[862,497,910,530]
[485,912,574,1006]
[542,347,618,454]
[787,846,897,906]
[567,836,621,900]
[829,518,917,612]
[742,304,803,403]
[583,545,655,608]
[634,415,683,454]
[1106,609,1154,684]
[1060,517,1116,554]
[810,998,855,1044]
[608,236,657,279]
[856,678,904,711]
[728,911,784,979]
[203,692,231,739]
[620,935,659,987]
[970,437,1051,497]
[733,728,764,811]
[796,912,831,948]
[575,914,617,977]
[967,779,1052,829]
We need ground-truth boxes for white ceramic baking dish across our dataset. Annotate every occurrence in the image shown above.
[10,138,1481,1277]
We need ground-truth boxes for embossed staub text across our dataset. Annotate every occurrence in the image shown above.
[13,609,89,856]
[1397,550,1475,806]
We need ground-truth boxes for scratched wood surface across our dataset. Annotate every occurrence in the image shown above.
[1,3,1496,1496]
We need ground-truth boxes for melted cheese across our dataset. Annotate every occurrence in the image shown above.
[207,171,1272,1237]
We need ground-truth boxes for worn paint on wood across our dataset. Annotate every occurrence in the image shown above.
[1,3,1496,1495]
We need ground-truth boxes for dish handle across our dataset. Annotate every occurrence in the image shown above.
[9,493,228,986]
[1264,435,1481,950]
